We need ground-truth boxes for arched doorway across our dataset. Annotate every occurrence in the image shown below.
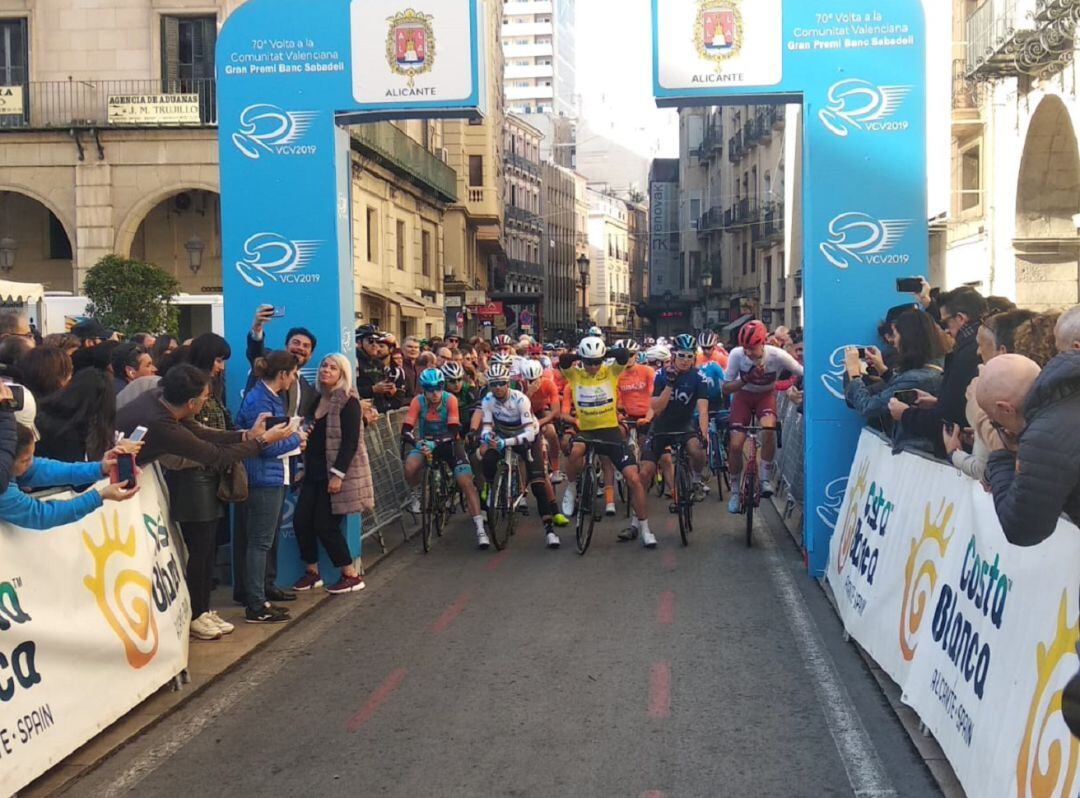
[127,189,222,296]
[0,189,75,292]
[1015,96,1080,309]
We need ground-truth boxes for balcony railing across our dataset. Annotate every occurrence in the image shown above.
[0,78,217,130]
[756,109,775,140]
[727,132,744,163]
[507,151,541,177]
[506,204,542,229]
[966,0,1080,80]
[743,116,761,145]
[508,258,543,278]
[698,206,725,236]
[965,0,1023,77]
[351,122,458,203]
[953,58,979,110]
[753,201,785,248]
[701,123,724,160]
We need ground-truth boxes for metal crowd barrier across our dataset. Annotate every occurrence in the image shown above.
[770,393,805,538]
[360,408,413,553]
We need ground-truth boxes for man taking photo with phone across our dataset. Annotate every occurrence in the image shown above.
[247,304,318,417]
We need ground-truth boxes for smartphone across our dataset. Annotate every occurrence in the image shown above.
[128,425,149,443]
[265,415,291,429]
[271,306,286,318]
[894,389,919,404]
[0,384,24,412]
[113,453,136,489]
[896,277,924,294]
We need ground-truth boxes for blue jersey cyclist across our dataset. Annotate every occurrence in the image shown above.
[635,334,710,518]
[402,368,490,550]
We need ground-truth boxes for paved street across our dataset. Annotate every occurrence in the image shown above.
[74,490,941,798]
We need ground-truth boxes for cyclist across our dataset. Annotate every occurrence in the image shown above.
[401,368,490,550]
[637,334,710,513]
[696,329,729,369]
[645,344,671,371]
[479,363,564,549]
[723,320,804,512]
[697,335,728,496]
[616,340,654,430]
[520,359,566,489]
[558,337,654,548]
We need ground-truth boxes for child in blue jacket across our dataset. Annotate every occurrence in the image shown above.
[0,424,139,530]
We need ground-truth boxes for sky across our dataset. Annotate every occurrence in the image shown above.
[575,0,679,160]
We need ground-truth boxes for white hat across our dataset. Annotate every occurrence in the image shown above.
[12,385,39,442]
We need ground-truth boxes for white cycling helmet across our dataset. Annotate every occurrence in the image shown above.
[646,345,671,364]
[579,336,607,360]
[519,360,544,381]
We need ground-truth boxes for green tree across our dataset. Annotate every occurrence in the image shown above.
[83,255,181,336]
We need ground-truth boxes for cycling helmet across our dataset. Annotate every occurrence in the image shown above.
[553,339,567,349]
[519,360,544,381]
[487,363,512,383]
[543,342,556,352]
[623,339,641,353]
[738,320,768,350]
[493,334,514,347]
[698,330,720,348]
[587,325,603,338]
[642,337,656,347]
[440,362,465,381]
[636,351,649,364]
[579,336,607,360]
[646,345,671,364]
[490,353,513,366]
[419,368,445,391]
[673,334,696,353]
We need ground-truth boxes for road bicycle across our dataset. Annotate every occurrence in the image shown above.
[572,438,605,555]
[707,410,731,501]
[486,442,523,551]
[735,418,782,548]
[653,431,698,547]
[419,444,459,554]
[617,418,646,518]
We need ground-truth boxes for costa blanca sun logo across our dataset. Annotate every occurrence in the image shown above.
[235,233,322,289]
[834,459,870,576]
[387,9,436,88]
[694,0,743,64]
[818,79,912,138]
[1016,591,1080,798]
[898,501,955,662]
[820,212,913,270]
[231,104,319,160]
[82,511,159,670]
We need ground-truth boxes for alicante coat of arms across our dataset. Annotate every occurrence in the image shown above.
[386,9,436,88]
[694,0,743,65]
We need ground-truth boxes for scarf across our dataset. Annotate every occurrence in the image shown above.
[315,381,359,419]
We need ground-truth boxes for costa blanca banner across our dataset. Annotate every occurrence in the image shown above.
[0,471,190,795]
[828,430,1080,798]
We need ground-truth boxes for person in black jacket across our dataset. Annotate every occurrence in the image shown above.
[355,325,400,413]
[245,305,318,418]
[979,352,1080,544]
[0,386,18,489]
[892,287,987,456]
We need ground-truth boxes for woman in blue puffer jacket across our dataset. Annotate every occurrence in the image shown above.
[844,309,946,452]
[235,350,304,623]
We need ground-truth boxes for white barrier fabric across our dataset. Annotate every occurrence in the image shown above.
[0,472,190,795]
[828,430,1080,798]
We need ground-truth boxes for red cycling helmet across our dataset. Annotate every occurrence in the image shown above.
[738,320,768,350]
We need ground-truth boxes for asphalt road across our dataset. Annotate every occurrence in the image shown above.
[73,488,942,798]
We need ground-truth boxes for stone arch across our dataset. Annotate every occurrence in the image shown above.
[1014,95,1080,308]
[114,180,220,258]
[0,185,76,292]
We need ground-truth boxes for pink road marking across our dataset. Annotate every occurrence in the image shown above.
[347,667,407,732]
[648,661,671,718]
[484,548,511,572]
[661,549,677,570]
[664,517,677,533]
[431,593,471,635]
[656,591,675,625]
[641,792,666,798]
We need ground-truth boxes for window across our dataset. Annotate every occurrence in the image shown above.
[0,19,27,90]
[421,229,431,276]
[961,144,981,212]
[48,212,71,260]
[468,155,483,187]
[366,208,378,262]
[690,197,701,229]
[742,243,748,275]
[396,220,406,270]
[161,15,216,89]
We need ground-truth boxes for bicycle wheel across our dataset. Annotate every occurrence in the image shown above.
[421,467,437,553]
[675,455,692,547]
[487,462,515,551]
[744,471,756,548]
[436,466,456,538]
[576,456,598,555]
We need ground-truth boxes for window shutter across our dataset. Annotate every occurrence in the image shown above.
[161,15,180,91]
[196,17,217,80]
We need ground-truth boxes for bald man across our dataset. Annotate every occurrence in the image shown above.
[980,351,1080,544]
[1056,305,1080,353]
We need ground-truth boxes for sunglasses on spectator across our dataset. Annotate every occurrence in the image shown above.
[582,358,604,366]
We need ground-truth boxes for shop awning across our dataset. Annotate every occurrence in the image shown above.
[722,313,753,333]
[0,280,44,304]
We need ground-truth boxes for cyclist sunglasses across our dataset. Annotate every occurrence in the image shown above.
[582,358,604,366]
[674,352,695,360]
[488,380,510,388]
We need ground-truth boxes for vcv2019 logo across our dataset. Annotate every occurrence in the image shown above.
[236,233,322,289]
[231,104,318,160]
[819,212,913,270]
[818,78,912,137]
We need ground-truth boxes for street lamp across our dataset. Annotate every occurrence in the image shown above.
[701,270,713,291]
[0,237,16,274]
[577,253,590,330]
[185,236,205,275]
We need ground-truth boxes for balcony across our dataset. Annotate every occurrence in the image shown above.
[506,203,542,229]
[698,206,725,237]
[727,132,744,163]
[507,151,541,178]
[608,292,630,306]
[753,202,785,249]
[0,78,217,130]
[508,258,543,279]
[351,122,458,203]
[953,58,979,111]
[756,109,775,141]
[965,0,1024,77]
[699,123,724,161]
[743,117,761,145]
[730,197,762,228]
[963,0,1077,81]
